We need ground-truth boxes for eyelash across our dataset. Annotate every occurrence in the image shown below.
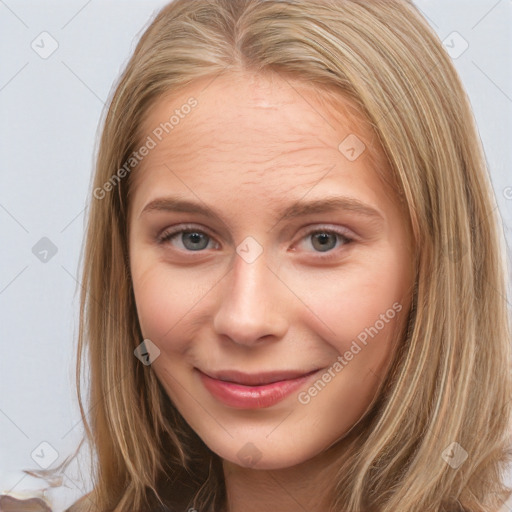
[157,224,355,260]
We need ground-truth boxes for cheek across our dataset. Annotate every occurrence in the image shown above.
[131,259,207,348]
[301,252,408,360]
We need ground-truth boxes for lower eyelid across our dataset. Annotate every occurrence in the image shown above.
[157,227,353,253]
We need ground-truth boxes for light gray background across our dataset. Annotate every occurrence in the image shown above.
[1,1,511,510]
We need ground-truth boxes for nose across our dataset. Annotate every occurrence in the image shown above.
[212,247,289,347]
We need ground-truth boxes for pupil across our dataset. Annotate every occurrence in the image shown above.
[183,232,208,250]
[313,233,336,252]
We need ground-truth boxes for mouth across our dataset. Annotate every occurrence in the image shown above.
[195,367,322,409]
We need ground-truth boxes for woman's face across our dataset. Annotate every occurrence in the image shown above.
[128,72,415,470]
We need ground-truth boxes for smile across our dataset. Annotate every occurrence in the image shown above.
[196,368,321,409]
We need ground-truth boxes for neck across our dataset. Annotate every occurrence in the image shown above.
[222,432,358,512]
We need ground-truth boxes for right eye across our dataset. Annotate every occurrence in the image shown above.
[157,225,220,252]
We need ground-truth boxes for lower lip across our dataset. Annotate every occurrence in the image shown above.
[197,370,319,409]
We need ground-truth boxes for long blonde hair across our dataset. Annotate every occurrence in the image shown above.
[69,1,512,511]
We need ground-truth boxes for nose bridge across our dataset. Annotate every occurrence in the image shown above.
[212,243,288,345]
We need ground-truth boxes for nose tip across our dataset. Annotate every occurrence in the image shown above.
[212,250,288,346]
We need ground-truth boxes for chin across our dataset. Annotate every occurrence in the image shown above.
[207,432,332,471]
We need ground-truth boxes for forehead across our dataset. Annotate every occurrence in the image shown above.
[129,71,393,206]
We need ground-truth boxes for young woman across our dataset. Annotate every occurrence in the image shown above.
[68,1,512,511]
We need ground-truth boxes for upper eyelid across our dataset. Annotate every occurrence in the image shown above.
[159,223,355,246]
[159,223,218,240]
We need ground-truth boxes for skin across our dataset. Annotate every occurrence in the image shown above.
[127,71,415,512]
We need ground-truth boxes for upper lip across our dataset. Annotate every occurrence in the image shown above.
[197,368,320,386]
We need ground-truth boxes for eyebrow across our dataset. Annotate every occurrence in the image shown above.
[139,195,385,223]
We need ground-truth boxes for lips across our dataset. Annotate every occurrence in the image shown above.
[196,367,321,409]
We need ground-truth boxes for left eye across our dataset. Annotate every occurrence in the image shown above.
[299,229,352,253]
[157,226,353,254]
